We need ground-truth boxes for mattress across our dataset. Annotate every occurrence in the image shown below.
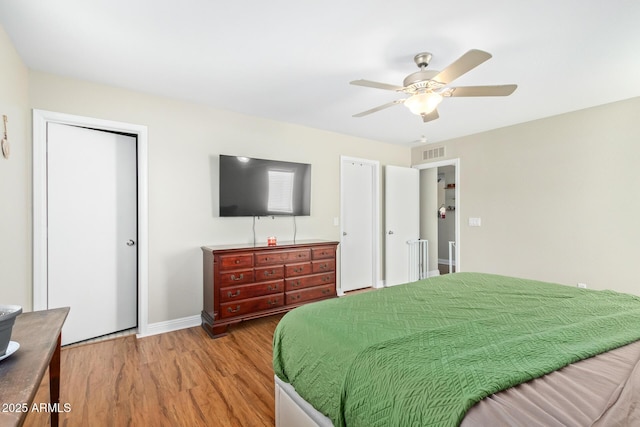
[273,273,640,426]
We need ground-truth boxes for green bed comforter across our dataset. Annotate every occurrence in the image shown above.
[273,273,640,426]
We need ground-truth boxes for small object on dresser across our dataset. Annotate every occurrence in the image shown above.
[0,304,22,356]
[267,236,277,246]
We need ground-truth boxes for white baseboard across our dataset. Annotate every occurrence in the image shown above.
[137,314,201,339]
[428,269,440,277]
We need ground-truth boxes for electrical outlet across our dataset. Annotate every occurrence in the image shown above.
[577,283,587,289]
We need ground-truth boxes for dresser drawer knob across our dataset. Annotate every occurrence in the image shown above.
[322,276,330,282]
[227,290,241,298]
[322,289,331,295]
[267,284,279,291]
[292,281,301,287]
[230,273,244,281]
[227,305,241,313]
[319,264,327,270]
[268,299,279,306]
[264,270,276,277]
[294,267,303,273]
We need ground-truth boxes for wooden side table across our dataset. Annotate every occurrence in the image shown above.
[0,307,69,427]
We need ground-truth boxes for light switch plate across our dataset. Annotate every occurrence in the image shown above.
[468,217,482,227]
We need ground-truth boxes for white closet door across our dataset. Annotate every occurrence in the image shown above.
[341,159,374,292]
[385,165,419,287]
[47,123,137,345]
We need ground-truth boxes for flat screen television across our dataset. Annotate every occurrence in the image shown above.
[219,155,311,217]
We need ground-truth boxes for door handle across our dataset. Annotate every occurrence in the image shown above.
[342,231,347,236]
[126,239,135,246]
[388,231,394,235]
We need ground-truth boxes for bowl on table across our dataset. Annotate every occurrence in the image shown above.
[0,305,22,356]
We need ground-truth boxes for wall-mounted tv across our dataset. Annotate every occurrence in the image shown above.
[219,155,311,217]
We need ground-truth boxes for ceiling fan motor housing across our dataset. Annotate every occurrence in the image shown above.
[403,70,440,90]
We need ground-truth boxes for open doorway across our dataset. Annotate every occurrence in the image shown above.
[416,159,460,276]
[437,166,456,274]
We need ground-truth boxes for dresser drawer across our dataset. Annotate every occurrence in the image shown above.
[311,246,336,260]
[219,254,254,270]
[285,272,335,291]
[255,265,284,281]
[286,284,335,304]
[220,294,284,319]
[312,259,335,273]
[285,262,313,277]
[220,279,283,302]
[219,269,254,286]
[255,249,311,266]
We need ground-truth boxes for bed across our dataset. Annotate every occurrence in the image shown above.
[272,273,640,426]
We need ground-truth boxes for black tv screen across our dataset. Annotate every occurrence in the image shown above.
[219,155,311,217]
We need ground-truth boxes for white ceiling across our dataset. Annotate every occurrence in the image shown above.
[1,1,639,145]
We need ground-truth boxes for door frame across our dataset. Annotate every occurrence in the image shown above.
[32,109,150,337]
[339,156,381,294]
[413,158,461,272]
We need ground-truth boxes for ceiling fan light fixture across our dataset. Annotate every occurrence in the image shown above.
[404,92,443,116]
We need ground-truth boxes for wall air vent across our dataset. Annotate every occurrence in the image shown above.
[422,146,445,161]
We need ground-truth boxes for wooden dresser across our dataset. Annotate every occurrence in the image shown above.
[201,240,339,338]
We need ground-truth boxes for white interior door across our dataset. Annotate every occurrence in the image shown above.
[47,123,137,345]
[385,165,419,286]
[340,159,376,292]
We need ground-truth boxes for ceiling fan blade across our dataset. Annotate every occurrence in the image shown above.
[447,84,517,97]
[350,79,405,91]
[353,99,405,117]
[431,49,492,84]
[421,109,439,123]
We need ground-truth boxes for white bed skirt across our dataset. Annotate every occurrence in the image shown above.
[274,376,333,427]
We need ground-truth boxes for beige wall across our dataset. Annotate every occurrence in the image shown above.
[28,71,410,323]
[412,97,640,295]
[0,26,30,309]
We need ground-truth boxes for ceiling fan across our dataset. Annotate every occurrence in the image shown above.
[350,49,517,123]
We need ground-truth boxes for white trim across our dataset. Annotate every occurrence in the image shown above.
[139,315,201,338]
[428,269,441,277]
[438,258,457,266]
[413,158,461,272]
[339,156,380,294]
[32,109,150,337]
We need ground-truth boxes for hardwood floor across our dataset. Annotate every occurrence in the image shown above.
[25,315,284,427]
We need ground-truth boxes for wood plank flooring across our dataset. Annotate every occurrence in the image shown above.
[24,314,284,427]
